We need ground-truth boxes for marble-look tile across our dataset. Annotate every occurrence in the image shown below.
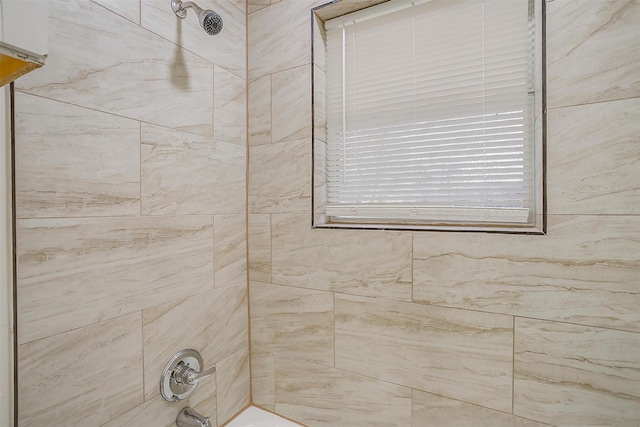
[248,0,270,14]
[313,138,327,224]
[214,65,246,146]
[18,313,143,426]
[546,0,640,108]
[413,215,640,333]
[312,15,326,73]
[141,123,220,215]
[93,0,140,24]
[249,139,311,214]
[547,98,640,215]
[17,216,214,344]
[275,356,412,427]
[141,0,246,77]
[514,318,640,426]
[250,281,334,365]
[18,0,214,137]
[248,75,272,146]
[214,214,247,288]
[142,284,248,400]
[14,93,140,218]
[248,214,271,283]
[313,0,388,21]
[313,66,327,142]
[412,390,548,427]
[251,352,275,409]
[211,140,246,214]
[271,215,412,300]
[248,0,321,79]
[272,65,312,143]
[335,294,514,412]
[104,383,218,427]
[216,348,251,425]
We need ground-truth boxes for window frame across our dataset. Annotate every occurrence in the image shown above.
[311,0,547,234]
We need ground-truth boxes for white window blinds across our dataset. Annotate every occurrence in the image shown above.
[324,0,537,226]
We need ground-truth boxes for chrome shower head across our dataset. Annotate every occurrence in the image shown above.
[171,0,223,36]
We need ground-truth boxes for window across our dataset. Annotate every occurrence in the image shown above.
[312,0,545,233]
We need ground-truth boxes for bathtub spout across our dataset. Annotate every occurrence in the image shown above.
[176,407,211,427]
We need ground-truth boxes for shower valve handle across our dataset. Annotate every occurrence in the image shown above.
[174,363,216,385]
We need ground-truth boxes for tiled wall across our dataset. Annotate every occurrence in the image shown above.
[247,0,640,426]
[13,0,248,425]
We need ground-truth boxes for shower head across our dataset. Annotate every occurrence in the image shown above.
[171,0,224,36]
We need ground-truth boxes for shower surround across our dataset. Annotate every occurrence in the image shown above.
[246,0,640,426]
[13,0,248,425]
[9,0,640,426]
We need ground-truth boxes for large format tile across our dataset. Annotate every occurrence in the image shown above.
[275,356,412,427]
[104,391,218,427]
[412,390,547,427]
[211,140,247,214]
[17,216,214,344]
[216,348,251,425]
[248,214,271,283]
[271,215,412,300]
[335,294,514,412]
[18,313,143,426]
[142,284,248,400]
[547,98,640,215]
[141,0,246,77]
[248,0,319,79]
[141,123,218,215]
[248,75,272,146]
[249,139,311,214]
[413,215,640,332]
[214,65,246,146]
[514,318,640,426]
[18,0,214,137]
[272,65,312,143]
[93,0,140,24]
[546,0,640,108]
[15,93,140,218]
[250,281,334,365]
[214,214,247,288]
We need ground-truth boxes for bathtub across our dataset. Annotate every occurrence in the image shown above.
[225,406,304,427]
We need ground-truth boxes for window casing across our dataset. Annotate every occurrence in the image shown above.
[312,0,545,233]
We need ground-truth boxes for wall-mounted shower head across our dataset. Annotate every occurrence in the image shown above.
[171,0,224,36]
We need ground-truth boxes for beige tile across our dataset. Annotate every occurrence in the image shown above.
[248,0,270,14]
[142,284,248,400]
[17,216,214,344]
[413,215,640,333]
[250,281,334,365]
[93,0,140,24]
[514,318,640,426]
[141,123,219,215]
[275,356,412,427]
[216,348,251,425]
[313,66,327,142]
[313,139,327,224]
[272,65,312,143]
[215,65,247,146]
[248,214,271,283]
[547,98,640,215]
[271,215,412,300]
[214,214,247,288]
[248,0,321,79]
[14,93,140,218]
[335,294,514,412]
[104,385,218,427]
[211,140,247,214]
[546,0,640,108]
[248,75,272,146]
[18,313,143,426]
[412,390,547,427]
[251,352,275,409]
[249,140,311,214]
[141,0,246,77]
[313,0,388,21]
[18,0,214,137]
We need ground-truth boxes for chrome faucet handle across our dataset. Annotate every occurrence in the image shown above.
[184,365,216,385]
[177,407,211,427]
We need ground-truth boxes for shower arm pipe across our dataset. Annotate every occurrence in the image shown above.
[172,0,203,19]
